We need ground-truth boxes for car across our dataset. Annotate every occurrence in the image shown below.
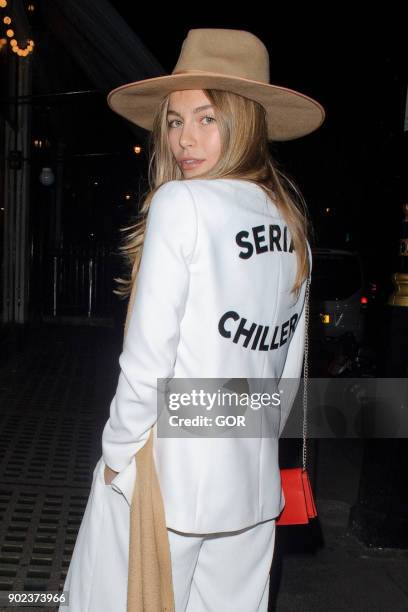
[309,248,368,345]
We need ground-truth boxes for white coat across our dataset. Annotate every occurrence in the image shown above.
[61,178,311,610]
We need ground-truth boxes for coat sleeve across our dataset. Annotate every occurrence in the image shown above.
[278,241,312,436]
[102,181,198,473]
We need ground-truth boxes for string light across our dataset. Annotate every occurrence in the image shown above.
[0,0,35,57]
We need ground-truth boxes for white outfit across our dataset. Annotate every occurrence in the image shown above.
[61,178,311,611]
[166,520,276,612]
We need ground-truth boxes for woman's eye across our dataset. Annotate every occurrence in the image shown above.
[202,115,216,124]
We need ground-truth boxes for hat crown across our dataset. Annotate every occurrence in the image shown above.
[173,29,270,84]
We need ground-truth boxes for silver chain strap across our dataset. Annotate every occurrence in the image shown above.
[301,276,310,471]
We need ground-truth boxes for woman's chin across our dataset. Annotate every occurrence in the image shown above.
[182,166,212,179]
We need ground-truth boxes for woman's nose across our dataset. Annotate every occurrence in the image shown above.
[179,122,196,148]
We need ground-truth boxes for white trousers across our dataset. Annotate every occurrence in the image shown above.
[61,458,275,612]
[168,520,276,612]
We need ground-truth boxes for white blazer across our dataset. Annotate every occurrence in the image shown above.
[101,178,311,534]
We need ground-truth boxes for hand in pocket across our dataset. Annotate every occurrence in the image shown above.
[104,464,119,485]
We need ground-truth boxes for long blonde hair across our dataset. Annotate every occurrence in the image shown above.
[113,89,314,302]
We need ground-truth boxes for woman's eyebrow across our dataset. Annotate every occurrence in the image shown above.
[167,104,214,117]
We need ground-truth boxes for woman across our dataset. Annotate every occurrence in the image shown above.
[61,28,325,612]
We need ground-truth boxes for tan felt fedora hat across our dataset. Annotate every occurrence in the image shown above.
[107,28,326,141]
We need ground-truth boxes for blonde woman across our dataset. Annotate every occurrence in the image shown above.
[61,28,325,612]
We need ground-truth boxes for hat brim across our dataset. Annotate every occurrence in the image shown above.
[107,72,326,141]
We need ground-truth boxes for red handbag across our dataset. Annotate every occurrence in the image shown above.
[276,468,317,525]
[276,277,318,526]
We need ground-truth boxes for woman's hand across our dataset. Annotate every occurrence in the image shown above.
[104,464,119,485]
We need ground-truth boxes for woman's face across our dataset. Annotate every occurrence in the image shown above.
[167,89,222,178]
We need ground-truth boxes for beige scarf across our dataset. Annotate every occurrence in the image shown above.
[123,271,175,612]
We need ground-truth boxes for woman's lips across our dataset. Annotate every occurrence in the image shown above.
[180,159,204,170]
